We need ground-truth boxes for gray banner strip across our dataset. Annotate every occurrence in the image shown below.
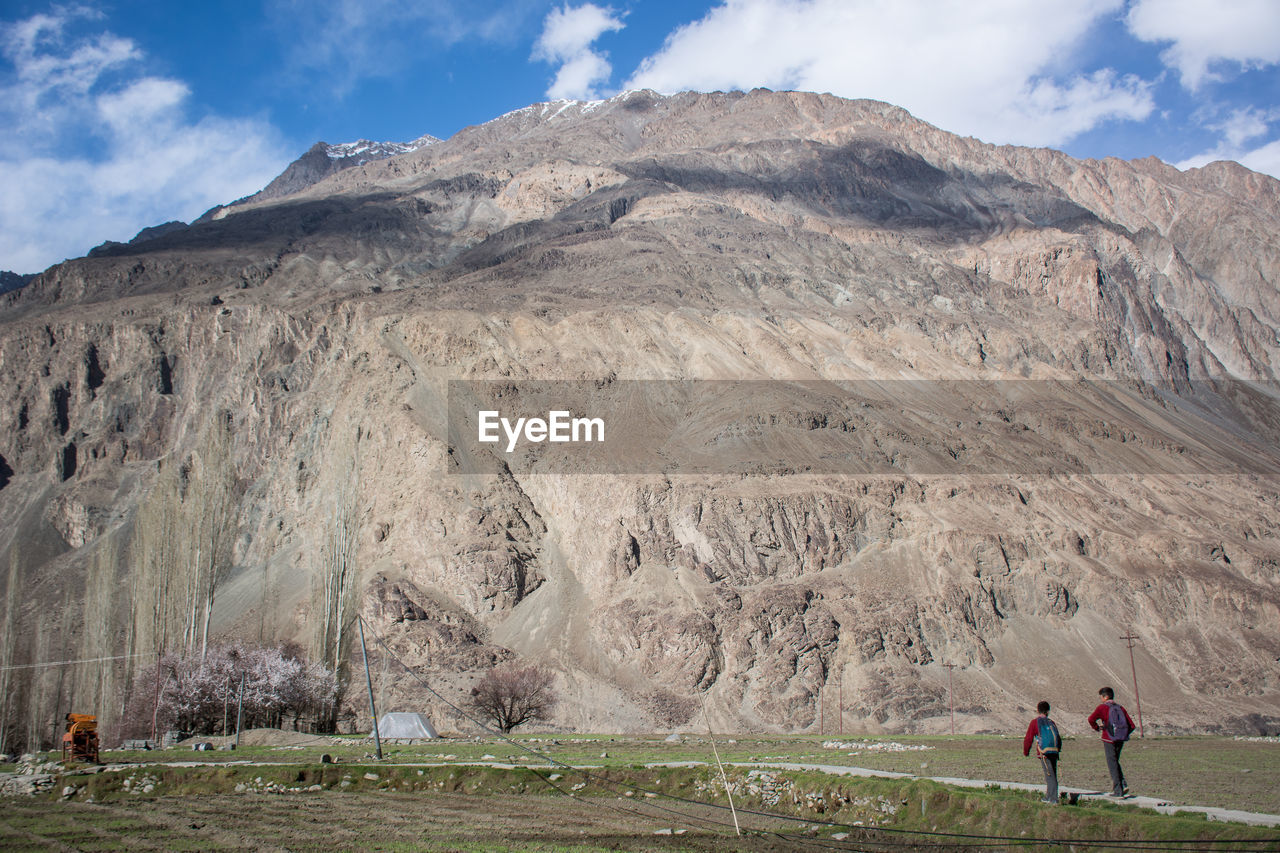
[445,379,1280,476]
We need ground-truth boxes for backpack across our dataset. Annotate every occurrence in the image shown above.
[1036,717,1061,754]
[1107,703,1131,742]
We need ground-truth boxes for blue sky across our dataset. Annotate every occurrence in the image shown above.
[2,0,1279,274]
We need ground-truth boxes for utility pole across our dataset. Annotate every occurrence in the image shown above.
[235,672,245,749]
[700,694,740,836]
[1120,633,1145,738]
[944,663,957,736]
[359,616,382,759]
[838,679,843,737]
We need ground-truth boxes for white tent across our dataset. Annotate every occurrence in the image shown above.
[374,712,439,740]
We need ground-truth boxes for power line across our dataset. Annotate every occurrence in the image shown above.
[0,652,151,672]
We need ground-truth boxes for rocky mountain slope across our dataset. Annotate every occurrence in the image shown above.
[1,90,1278,748]
[199,134,440,220]
[0,271,32,297]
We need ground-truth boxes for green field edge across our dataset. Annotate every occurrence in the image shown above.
[7,760,1278,850]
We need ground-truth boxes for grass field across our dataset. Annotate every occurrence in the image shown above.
[3,733,1278,851]
[87,731,1280,813]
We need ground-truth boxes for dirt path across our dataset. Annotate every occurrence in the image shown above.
[728,761,1280,828]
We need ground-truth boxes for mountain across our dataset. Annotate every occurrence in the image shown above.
[87,221,191,259]
[0,271,33,297]
[1,90,1278,749]
[197,134,440,221]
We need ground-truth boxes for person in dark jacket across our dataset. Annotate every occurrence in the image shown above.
[1087,686,1136,796]
[1023,700,1061,804]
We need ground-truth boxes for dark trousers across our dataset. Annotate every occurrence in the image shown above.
[1039,753,1059,803]
[1103,740,1127,795]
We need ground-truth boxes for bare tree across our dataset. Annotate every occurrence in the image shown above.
[319,462,358,674]
[129,411,240,667]
[0,550,20,753]
[466,664,558,734]
[195,414,240,663]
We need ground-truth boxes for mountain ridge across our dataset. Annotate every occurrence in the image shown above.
[194,133,441,223]
[0,89,1277,747]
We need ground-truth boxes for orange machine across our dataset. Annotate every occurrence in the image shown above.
[62,713,99,764]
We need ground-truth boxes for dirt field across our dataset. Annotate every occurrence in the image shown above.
[0,791,841,852]
[120,731,1280,814]
[3,734,1279,851]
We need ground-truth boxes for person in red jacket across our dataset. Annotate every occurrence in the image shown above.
[1087,686,1136,797]
[1023,700,1061,804]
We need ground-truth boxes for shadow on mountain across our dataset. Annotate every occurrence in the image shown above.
[12,139,1126,310]
[618,138,1114,238]
[88,192,415,260]
[86,139,1112,272]
[7,193,444,309]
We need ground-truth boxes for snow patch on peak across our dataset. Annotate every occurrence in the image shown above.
[548,99,585,120]
[325,135,439,161]
[493,95,618,127]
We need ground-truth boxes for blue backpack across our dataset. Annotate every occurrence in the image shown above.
[1107,703,1131,742]
[1036,718,1061,754]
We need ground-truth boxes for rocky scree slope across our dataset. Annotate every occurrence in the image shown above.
[1,89,1278,745]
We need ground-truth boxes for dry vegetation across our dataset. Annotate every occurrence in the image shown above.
[3,733,1277,851]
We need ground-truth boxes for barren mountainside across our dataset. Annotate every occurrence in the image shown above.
[1,89,1279,748]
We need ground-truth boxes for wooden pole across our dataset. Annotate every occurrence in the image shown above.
[944,663,957,736]
[359,617,382,759]
[700,694,740,836]
[234,672,245,749]
[1120,634,1145,738]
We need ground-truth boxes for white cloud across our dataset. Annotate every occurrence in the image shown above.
[0,10,288,274]
[96,77,188,132]
[1175,107,1280,178]
[1,8,137,145]
[533,4,625,100]
[1126,0,1280,91]
[1235,139,1280,178]
[3,9,136,95]
[1177,138,1280,178]
[534,4,624,62]
[1215,107,1277,147]
[625,0,1154,148]
[546,52,613,101]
